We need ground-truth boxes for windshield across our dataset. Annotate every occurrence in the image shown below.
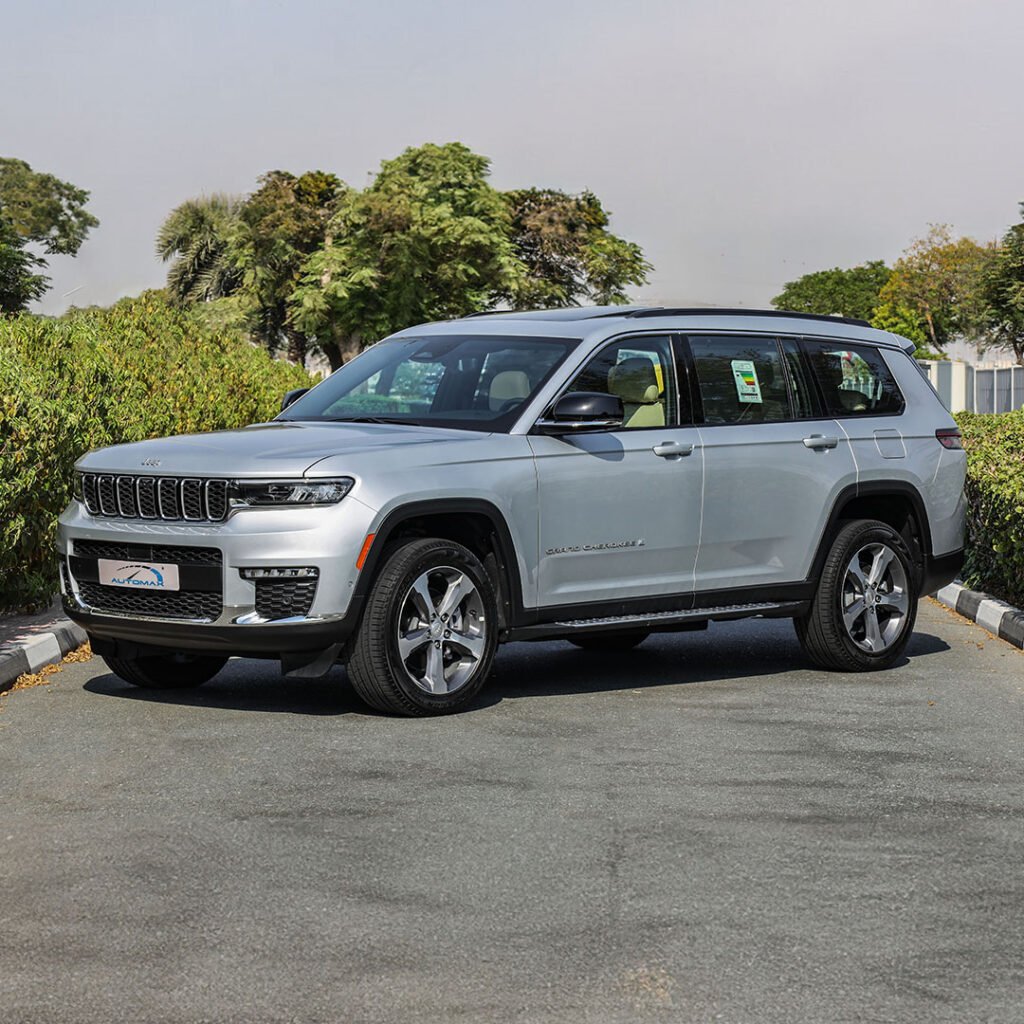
[278,334,577,431]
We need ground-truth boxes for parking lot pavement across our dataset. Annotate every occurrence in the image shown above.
[1,599,1022,1024]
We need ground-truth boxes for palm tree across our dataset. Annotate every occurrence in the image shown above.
[155,194,242,304]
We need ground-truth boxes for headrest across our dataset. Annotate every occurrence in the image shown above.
[608,357,660,405]
[488,370,530,410]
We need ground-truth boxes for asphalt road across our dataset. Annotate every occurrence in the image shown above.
[1,599,1022,1024]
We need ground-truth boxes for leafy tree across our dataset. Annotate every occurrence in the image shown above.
[772,260,891,322]
[878,225,994,352]
[0,157,98,311]
[230,170,343,361]
[0,157,98,255]
[156,194,242,304]
[0,220,48,312]
[500,188,650,308]
[291,143,518,368]
[977,206,1024,364]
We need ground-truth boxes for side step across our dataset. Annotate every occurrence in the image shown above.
[508,601,805,642]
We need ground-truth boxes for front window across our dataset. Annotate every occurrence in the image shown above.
[279,334,577,431]
[564,335,680,428]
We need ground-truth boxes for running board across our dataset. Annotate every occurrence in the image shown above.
[508,601,806,642]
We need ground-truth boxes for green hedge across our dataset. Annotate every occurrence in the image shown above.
[956,408,1024,608]
[0,294,312,612]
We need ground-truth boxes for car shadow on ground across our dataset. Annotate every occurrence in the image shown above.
[82,619,952,717]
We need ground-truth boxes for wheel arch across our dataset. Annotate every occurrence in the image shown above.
[352,499,525,636]
[811,481,932,591]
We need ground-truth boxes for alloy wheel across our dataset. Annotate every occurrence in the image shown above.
[841,542,910,653]
[396,566,487,694]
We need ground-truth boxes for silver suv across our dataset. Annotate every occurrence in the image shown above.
[58,307,966,715]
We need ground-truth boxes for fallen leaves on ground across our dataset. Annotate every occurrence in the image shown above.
[4,643,92,696]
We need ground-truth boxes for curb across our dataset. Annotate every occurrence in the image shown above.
[0,620,89,694]
[932,582,1024,651]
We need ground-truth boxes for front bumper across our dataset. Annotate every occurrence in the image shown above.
[57,495,377,657]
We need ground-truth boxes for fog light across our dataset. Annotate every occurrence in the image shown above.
[240,567,319,580]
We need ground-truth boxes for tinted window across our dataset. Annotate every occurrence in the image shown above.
[279,334,575,431]
[566,335,680,429]
[688,336,790,425]
[803,341,905,416]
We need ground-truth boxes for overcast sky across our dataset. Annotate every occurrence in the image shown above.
[4,0,1023,316]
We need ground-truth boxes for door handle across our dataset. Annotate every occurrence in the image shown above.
[653,441,694,458]
[803,434,839,450]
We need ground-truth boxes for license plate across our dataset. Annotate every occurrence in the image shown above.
[97,559,180,592]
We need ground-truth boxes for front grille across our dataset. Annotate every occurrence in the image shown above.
[254,579,317,620]
[79,473,229,523]
[72,541,222,566]
[78,581,221,621]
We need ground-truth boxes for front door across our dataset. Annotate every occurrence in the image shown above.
[529,334,704,609]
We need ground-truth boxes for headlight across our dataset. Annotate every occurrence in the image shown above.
[72,471,84,502]
[231,478,354,507]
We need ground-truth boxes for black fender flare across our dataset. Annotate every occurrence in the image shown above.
[809,480,934,591]
[351,498,527,631]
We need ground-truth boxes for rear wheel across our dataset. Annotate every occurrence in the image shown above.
[346,538,498,716]
[102,651,227,689]
[795,518,918,672]
[568,631,649,651]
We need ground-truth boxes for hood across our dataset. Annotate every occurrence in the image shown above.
[77,421,489,478]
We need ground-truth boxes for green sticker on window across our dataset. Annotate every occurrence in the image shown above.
[731,359,762,404]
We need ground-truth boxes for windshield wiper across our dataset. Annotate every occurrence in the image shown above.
[322,415,414,425]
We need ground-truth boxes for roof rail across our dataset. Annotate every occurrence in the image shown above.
[615,307,871,328]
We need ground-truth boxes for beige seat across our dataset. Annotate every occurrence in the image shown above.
[607,357,664,428]
[488,370,531,411]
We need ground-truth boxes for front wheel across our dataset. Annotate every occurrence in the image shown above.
[346,537,499,716]
[102,651,227,689]
[795,518,918,672]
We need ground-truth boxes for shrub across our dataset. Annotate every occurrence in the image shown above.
[956,408,1024,607]
[0,294,312,612]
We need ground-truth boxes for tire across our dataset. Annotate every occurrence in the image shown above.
[568,631,649,651]
[102,651,227,689]
[795,518,918,672]
[346,537,499,716]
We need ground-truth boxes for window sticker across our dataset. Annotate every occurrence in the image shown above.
[731,359,762,404]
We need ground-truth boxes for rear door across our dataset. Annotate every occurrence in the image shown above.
[685,333,858,597]
[529,333,704,608]
[800,338,909,477]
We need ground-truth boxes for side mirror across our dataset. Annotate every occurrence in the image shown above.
[280,387,310,412]
[534,392,624,434]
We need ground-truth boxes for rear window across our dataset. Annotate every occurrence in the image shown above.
[802,341,905,417]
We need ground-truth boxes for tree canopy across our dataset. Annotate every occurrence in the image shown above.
[158,142,652,367]
[772,260,891,322]
[0,157,98,312]
[878,225,994,352]
[978,206,1024,364]
[156,193,242,305]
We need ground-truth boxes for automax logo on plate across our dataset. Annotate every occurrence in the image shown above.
[97,559,181,591]
[109,564,166,587]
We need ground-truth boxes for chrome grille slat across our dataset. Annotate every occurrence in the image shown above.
[136,477,158,518]
[77,473,229,523]
[116,476,137,518]
[97,476,118,516]
[82,475,100,514]
[181,479,204,521]
[158,478,181,519]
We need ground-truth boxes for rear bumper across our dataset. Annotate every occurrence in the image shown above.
[921,548,964,596]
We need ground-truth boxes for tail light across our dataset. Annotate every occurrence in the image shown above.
[935,428,963,450]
